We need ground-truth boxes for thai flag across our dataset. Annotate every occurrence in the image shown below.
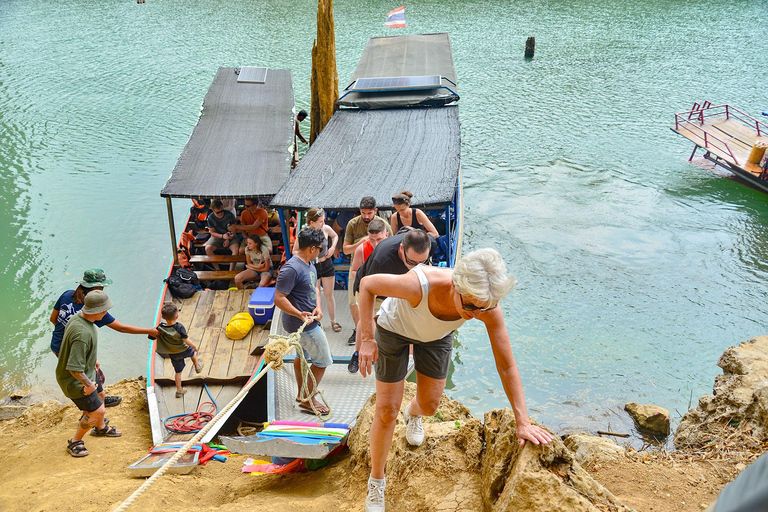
[385,6,406,28]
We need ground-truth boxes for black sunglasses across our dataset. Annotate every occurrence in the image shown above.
[459,294,498,312]
[402,251,427,267]
[392,197,406,205]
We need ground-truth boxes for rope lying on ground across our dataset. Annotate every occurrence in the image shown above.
[114,319,324,511]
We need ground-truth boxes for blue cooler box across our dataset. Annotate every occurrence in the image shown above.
[248,287,276,325]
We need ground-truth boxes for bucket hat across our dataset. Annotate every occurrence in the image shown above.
[80,269,113,288]
[82,290,113,315]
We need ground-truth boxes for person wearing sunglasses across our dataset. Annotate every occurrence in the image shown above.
[346,229,434,374]
[357,248,552,511]
[390,191,439,239]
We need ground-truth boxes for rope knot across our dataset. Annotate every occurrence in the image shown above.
[264,338,291,371]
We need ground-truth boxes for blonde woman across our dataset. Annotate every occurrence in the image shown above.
[293,208,342,332]
[390,190,439,238]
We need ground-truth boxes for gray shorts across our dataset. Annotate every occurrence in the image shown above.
[374,324,454,383]
[298,325,333,368]
[205,234,241,248]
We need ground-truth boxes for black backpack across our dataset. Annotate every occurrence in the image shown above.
[165,267,200,299]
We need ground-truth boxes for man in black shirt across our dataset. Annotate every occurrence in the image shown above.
[348,229,434,373]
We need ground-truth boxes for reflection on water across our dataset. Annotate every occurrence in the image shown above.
[0,0,767,438]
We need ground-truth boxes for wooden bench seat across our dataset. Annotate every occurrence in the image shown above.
[194,270,240,281]
[189,254,246,264]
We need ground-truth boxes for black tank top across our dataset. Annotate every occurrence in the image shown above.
[395,208,425,231]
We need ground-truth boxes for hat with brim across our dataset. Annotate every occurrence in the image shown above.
[82,290,114,315]
[80,268,113,288]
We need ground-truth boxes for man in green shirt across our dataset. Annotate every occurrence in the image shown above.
[56,290,122,457]
[342,196,393,346]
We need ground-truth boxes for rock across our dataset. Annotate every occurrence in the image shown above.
[0,405,28,421]
[563,434,625,467]
[481,409,632,511]
[625,402,670,437]
[675,336,768,449]
[348,382,485,511]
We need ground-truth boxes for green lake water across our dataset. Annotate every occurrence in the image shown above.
[1,0,767,437]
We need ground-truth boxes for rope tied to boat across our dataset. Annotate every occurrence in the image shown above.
[265,319,332,421]
[114,318,330,511]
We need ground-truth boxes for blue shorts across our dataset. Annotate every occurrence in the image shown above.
[170,346,195,373]
[298,325,332,368]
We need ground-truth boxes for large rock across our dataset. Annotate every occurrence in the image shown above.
[481,409,631,511]
[624,402,670,437]
[675,336,768,449]
[348,382,485,511]
[563,434,626,468]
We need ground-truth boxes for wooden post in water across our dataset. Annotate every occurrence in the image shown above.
[309,0,339,145]
[525,36,535,59]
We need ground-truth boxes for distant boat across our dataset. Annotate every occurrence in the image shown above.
[671,101,768,193]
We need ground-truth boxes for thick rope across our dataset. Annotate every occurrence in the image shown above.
[114,319,320,512]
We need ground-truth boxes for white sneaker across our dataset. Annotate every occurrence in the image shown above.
[404,404,424,447]
[365,476,386,512]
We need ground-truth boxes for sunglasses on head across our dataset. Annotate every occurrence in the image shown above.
[459,294,498,312]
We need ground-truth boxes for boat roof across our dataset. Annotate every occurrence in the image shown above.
[270,106,460,210]
[160,67,294,199]
[338,33,459,109]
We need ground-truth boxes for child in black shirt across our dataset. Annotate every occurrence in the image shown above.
[156,302,203,398]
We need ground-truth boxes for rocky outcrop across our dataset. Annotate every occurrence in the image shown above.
[624,402,670,437]
[482,409,631,511]
[348,383,631,511]
[0,391,57,421]
[562,434,626,468]
[675,335,768,449]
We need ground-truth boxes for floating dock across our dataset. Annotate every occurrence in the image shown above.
[671,102,768,193]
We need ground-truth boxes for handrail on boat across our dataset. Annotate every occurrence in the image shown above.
[675,103,768,138]
[674,116,739,165]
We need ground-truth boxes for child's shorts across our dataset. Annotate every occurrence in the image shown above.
[170,346,195,373]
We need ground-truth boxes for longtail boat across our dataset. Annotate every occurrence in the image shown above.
[220,33,463,460]
[130,66,296,473]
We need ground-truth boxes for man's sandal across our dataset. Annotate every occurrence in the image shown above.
[331,322,342,333]
[91,424,122,437]
[67,439,89,457]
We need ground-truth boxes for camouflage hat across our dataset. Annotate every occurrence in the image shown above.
[80,268,113,288]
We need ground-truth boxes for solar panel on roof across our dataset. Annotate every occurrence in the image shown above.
[351,75,441,92]
[238,67,268,84]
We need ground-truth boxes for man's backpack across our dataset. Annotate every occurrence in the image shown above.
[165,267,200,299]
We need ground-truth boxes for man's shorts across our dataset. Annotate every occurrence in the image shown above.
[71,383,105,413]
[205,234,241,249]
[374,324,454,383]
[298,325,333,368]
[170,346,195,373]
[348,271,358,306]
[315,258,335,279]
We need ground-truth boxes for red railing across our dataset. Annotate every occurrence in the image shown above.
[674,103,768,166]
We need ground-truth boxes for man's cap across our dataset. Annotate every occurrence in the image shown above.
[82,290,114,315]
[80,269,113,288]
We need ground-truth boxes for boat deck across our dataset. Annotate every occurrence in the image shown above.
[270,289,377,425]
[671,115,768,180]
[152,289,269,443]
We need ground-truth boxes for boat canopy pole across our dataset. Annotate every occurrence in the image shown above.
[278,209,292,260]
[444,203,452,266]
[166,197,178,266]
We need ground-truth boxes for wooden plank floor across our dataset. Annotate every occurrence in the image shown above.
[153,288,270,442]
[673,118,768,176]
[155,289,268,385]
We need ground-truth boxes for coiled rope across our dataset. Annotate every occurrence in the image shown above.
[114,319,327,511]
